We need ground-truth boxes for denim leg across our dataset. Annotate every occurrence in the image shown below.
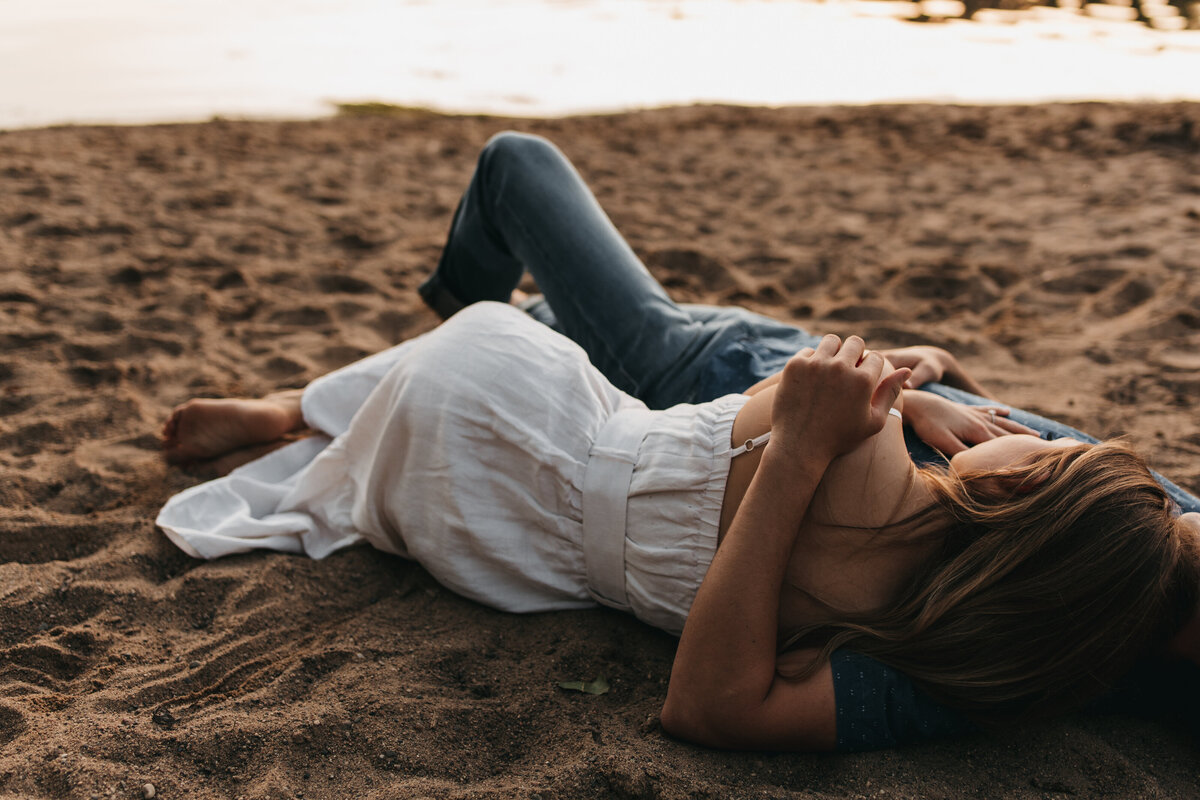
[422,132,742,408]
[522,297,824,403]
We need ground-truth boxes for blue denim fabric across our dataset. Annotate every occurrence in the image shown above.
[425,131,751,410]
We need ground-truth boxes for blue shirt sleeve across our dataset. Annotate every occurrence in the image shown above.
[831,649,974,751]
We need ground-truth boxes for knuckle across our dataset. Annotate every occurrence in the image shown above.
[783,356,808,377]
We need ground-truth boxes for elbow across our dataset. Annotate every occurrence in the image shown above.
[659,697,718,748]
[659,696,691,741]
[659,695,751,750]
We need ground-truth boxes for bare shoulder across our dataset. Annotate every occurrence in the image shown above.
[807,412,919,530]
[780,413,938,622]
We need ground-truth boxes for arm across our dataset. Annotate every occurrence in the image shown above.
[661,335,909,750]
[749,345,981,400]
[750,367,1033,457]
[901,390,1036,456]
[879,345,990,396]
[741,371,782,397]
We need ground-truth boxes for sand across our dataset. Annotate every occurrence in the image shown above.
[1,103,1199,799]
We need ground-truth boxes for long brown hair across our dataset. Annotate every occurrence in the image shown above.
[782,440,1200,727]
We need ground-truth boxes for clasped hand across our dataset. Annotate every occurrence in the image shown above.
[771,334,910,465]
[902,392,1036,456]
[877,345,1037,454]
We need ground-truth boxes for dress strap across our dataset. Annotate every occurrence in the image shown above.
[727,407,901,459]
[729,431,772,458]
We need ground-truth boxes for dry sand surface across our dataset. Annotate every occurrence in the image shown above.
[1,103,1199,799]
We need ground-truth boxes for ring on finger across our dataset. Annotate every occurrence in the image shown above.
[988,409,996,425]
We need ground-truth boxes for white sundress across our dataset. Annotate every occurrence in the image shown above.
[157,302,751,635]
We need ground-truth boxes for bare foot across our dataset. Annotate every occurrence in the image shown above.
[162,390,304,464]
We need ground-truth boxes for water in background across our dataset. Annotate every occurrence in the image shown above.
[3,0,1200,129]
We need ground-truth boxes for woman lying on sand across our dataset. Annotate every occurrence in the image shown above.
[159,133,1200,752]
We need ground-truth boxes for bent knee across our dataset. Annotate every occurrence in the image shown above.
[481,131,560,169]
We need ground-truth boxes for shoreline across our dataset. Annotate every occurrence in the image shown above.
[5,0,1200,131]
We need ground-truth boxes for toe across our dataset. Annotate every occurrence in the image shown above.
[161,410,182,446]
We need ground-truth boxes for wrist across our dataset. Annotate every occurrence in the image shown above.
[899,390,933,420]
[758,444,832,491]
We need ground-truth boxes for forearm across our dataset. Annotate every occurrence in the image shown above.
[742,372,781,397]
[665,447,828,733]
[743,354,894,399]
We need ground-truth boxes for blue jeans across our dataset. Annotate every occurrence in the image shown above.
[421,132,1200,514]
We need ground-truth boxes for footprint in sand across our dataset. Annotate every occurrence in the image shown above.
[68,364,122,388]
[0,385,35,416]
[1150,374,1200,407]
[172,574,240,627]
[316,274,377,295]
[896,266,999,312]
[1104,374,1153,407]
[1096,277,1154,317]
[156,227,195,249]
[825,304,896,323]
[213,268,247,290]
[651,248,736,293]
[0,420,58,457]
[0,284,37,302]
[268,307,331,327]
[0,331,62,351]
[63,334,183,363]
[374,309,425,345]
[0,520,117,564]
[262,356,307,381]
[1141,309,1200,340]
[1151,350,1200,373]
[334,300,370,320]
[1040,267,1126,295]
[329,226,388,253]
[4,642,91,685]
[318,345,372,370]
[62,342,110,362]
[132,316,195,336]
[121,334,184,358]
[81,310,123,333]
[0,705,26,748]
[38,465,123,514]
